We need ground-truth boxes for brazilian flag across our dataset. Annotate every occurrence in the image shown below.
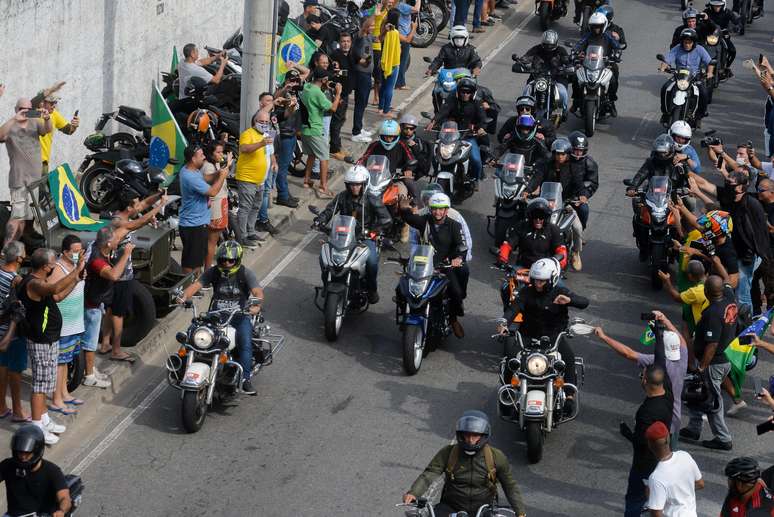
[276,20,318,83]
[151,81,187,185]
[48,164,107,231]
[725,307,774,397]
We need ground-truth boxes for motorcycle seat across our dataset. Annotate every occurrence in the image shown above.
[119,106,152,129]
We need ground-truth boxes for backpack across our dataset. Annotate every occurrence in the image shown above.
[445,444,498,497]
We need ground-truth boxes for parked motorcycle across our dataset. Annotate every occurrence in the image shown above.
[656,53,706,128]
[396,497,517,516]
[541,181,578,254]
[512,57,573,128]
[496,318,592,463]
[487,153,530,248]
[535,0,568,31]
[424,120,476,202]
[166,297,281,433]
[425,0,450,32]
[411,7,438,49]
[571,43,619,136]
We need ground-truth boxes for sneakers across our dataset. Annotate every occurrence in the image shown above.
[42,428,59,445]
[240,239,260,250]
[83,374,111,389]
[451,320,465,339]
[679,427,700,441]
[702,437,733,450]
[352,133,372,143]
[275,197,299,208]
[241,380,257,396]
[571,252,582,271]
[45,418,66,435]
[367,290,380,304]
[726,399,747,416]
[92,366,110,381]
[256,220,279,236]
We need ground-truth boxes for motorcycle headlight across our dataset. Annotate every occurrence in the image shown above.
[502,184,519,199]
[676,79,690,91]
[651,207,667,221]
[192,327,214,349]
[550,212,560,225]
[331,248,349,266]
[408,278,429,298]
[526,353,549,376]
[706,35,719,45]
[439,143,455,160]
[535,79,549,92]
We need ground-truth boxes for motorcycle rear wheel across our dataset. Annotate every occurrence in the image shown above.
[538,2,551,31]
[402,325,424,375]
[182,389,208,433]
[411,14,437,49]
[324,292,344,342]
[526,421,544,463]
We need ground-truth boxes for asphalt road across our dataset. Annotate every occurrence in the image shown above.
[65,2,774,516]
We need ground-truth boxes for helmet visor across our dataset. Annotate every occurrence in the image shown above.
[456,415,489,435]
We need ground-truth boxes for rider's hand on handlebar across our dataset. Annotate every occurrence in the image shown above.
[625,188,637,197]
[476,127,486,137]
[451,257,463,268]
[403,493,416,504]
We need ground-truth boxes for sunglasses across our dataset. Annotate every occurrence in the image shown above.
[402,126,416,131]
[218,258,236,265]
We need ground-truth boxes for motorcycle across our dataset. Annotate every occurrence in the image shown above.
[425,120,476,202]
[310,210,379,341]
[411,7,439,49]
[571,43,619,136]
[541,181,578,255]
[487,153,530,248]
[391,244,452,375]
[396,497,517,517]
[496,318,592,463]
[535,0,568,31]
[165,297,282,433]
[421,60,471,116]
[656,53,706,128]
[512,57,573,128]
[366,155,414,240]
[702,27,730,96]
[735,0,764,34]
[577,0,607,32]
[425,0,451,32]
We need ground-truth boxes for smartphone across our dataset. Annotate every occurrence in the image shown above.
[757,418,774,435]
[24,109,41,118]
[640,312,656,321]
[760,53,765,65]
[754,377,763,398]
[74,110,79,117]
[740,334,755,345]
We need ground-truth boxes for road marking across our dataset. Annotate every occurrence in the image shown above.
[70,231,317,474]
[631,112,655,142]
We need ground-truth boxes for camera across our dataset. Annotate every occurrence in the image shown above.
[700,130,723,148]
[689,238,716,257]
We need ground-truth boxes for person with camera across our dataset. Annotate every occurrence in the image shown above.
[1,424,71,517]
[720,457,774,516]
[178,43,229,100]
[351,16,376,143]
[31,81,79,175]
[273,69,304,209]
[330,33,356,163]
[669,120,702,175]
[706,142,761,181]
[671,8,714,48]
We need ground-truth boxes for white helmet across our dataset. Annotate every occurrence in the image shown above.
[449,25,469,48]
[428,192,451,209]
[663,330,682,361]
[344,164,369,185]
[588,12,608,33]
[668,120,692,151]
[529,258,560,289]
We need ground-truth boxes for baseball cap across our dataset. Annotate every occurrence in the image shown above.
[663,331,681,362]
[285,69,301,81]
[307,14,322,23]
[304,0,319,6]
[645,421,669,441]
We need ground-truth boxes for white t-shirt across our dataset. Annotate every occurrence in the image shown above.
[646,451,702,517]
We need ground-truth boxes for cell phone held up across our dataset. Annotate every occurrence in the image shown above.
[24,109,42,119]
[640,312,656,321]
[757,418,774,435]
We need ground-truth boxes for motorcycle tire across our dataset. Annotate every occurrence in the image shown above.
[66,350,86,394]
[428,0,449,32]
[411,14,437,49]
[583,99,596,137]
[650,243,666,291]
[324,292,344,342]
[181,389,208,433]
[669,108,684,128]
[538,2,551,31]
[402,325,424,375]
[526,421,544,464]
[80,164,117,212]
[120,280,156,348]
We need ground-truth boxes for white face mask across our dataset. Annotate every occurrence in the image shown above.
[71,253,79,263]
[254,122,271,133]
[736,156,747,165]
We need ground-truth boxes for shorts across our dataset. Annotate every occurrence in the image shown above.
[0,337,28,372]
[10,186,34,220]
[82,307,103,352]
[209,197,229,231]
[57,334,82,364]
[300,134,329,161]
[179,225,209,269]
[27,340,58,393]
[110,280,133,318]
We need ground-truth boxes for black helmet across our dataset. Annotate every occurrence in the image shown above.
[551,137,572,154]
[526,197,552,221]
[116,159,144,178]
[652,134,676,163]
[725,457,760,483]
[541,30,559,51]
[455,410,491,455]
[515,95,536,111]
[184,76,209,97]
[11,425,45,476]
[680,28,698,45]
[215,240,244,275]
[457,77,477,97]
[568,130,589,160]
[682,7,699,20]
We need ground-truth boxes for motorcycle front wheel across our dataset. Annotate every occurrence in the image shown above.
[402,325,424,375]
[324,292,344,342]
[428,0,449,31]
[583,99,596,137]
[411,14,437,48]
[182,389,208,433]
[526,421,544,463]
[649,243,666,291]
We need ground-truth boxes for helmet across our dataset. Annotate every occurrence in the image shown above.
[187,109,212,134]
[515,114,537,141]
[529,257,561,288]
[515,95,536,111]
[551,137,572,154]
[652,134,676,163]
[724,457,760,483]
[449,25,469,48]
[697,210,733,237]
[83,132,107,152]
[588,11,608,33]
[541,30,559,50]
[184,76,209,97]
[456,77,477,97]
[668,120,692,151]
[680,28,698,45]
[568,130,589,159]
[682,7,699,20]
[215,240,243,275]
[378,119,400,150]
[428,192,451,209]
[11,425,45,476]
[595,4,614,22]
[709,0,726,7]
[116,158,144,179]
[399,113,419,128]
[344,164,369,185]
[455,410,491,455]
[420,183,444,206]
[526,197,552,221]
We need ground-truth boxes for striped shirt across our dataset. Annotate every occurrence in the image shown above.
[55,260,85,337]
[0,269,17,338]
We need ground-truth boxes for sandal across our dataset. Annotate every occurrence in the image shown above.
[48,405,78,416]
[315,187,335,199]
[110,353,136,363]
[64,398,85,406]
[11,415,31,423]
[303,181,315,189]
[97,346,112,355]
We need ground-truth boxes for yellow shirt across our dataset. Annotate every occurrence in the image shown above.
[372,10,387,51]
[39,110,68,165]
[235,128,268,184]
[680,284,709,325]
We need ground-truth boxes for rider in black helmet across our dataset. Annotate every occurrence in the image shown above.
[720,457,774,516]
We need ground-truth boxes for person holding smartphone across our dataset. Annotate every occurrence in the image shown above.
[202,140,233,269]
[30,81,78,174]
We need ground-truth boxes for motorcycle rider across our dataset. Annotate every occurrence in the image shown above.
[315,165,392,304]
[597,5,626,48]
[402,410,527,517]
[425,25,483,77]
[495,114,551,167]
[500,257,590,414]
[572,12,622,117]
[400,193,469,338]
[497,198,568,275]
[410,184,474,262]
[660,28,712,126]
[177,241,265,395]
[498,96,557,146]
[669,120,703,174]
[518,30,571,114]
[399,114,433,181]
[573,0,609,25]
[357,119,420,202]
[720,457,774,516]
[567,130,599,229]
[704,0,740,62]
[671,8,713,48]
[428,77,488,184]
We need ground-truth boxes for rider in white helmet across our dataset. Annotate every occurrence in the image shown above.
[426,25,482,77]
[668,120,702,174]
[571,10,622,117]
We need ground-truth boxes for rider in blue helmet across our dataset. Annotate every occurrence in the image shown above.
[357,119,421,201]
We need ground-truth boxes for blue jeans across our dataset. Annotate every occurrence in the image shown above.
[575,201,589,229]
[465,137,482,180]
[352,70,372,136]
[313,116,332,174]
[379,66,399,114]
[453,0,469,25]
[737,256,762,312]
[624,468,649,517]
[232,313,254,381]
[473,0,484,27]
[396,42,411,88]
[258,169,277,223]
[276,134,296,201]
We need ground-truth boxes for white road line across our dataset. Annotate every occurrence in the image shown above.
[70,231,317,475]
[631,112,654,142]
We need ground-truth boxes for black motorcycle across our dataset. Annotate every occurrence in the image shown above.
[702,27,731,98]
[487,153,530,249]
[512,56,573,128]
[657,53,706,129]
[536,0,568,31]
[577,0,606,32]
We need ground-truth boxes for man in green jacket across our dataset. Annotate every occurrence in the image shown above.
[403,410,527,516]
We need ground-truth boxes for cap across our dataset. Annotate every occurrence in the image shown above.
[285,69,301,80]
[304,0,319,5]
[43,94,60,103]
[306,14,322,23]
[645,421,669,441]
[663,331,681,362]
[312,67,329,80]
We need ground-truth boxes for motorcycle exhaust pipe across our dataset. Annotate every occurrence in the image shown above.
[498,385,519,407]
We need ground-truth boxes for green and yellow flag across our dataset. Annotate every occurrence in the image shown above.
[47,164,106,231]
[276,20,318,83]
[151,82,187,185]
[725,307,774,397]
[170,46,179,75]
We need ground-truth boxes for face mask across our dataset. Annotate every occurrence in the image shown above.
[255,122,271,133]
[71,253,79,263]
[736,157,747,165]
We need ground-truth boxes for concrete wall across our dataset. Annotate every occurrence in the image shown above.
[0,0,249,199]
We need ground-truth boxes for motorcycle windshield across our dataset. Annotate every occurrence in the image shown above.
[407,245,435,281]
[497,153,526,185]
[646,176,670,208]
[366,155,392,193]
[540,181,563,211]
[329,215,357,250]
[439,121,461,145]
[584,45,606,72]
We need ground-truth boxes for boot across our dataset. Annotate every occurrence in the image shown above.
[451,319,465,339]
[571,252,582,271]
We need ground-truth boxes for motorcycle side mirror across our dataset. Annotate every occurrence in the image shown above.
[619,43,628,51]
[406,159,419,169]
[308,205,320,215]
[422,56,431,63]
[563,40,575,48]
[656,53,666,63]
[507,357,520,373]
[420,111,433,120]
[622,179,633,187]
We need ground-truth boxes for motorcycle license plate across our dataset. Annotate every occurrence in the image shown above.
[526,399,543,413]
[673,91,687,106]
